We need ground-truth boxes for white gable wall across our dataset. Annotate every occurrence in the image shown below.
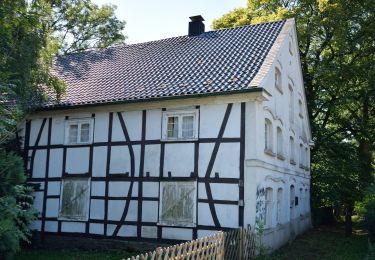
[244,20,312,249]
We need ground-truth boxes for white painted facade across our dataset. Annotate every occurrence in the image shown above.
[22,19,311,249]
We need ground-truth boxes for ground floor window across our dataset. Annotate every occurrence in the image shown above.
[159,181,196,226]
[265,187,273,228]
[59,178,90,221]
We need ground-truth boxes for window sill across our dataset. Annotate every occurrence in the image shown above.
[58,216,88,222]
[161,138,198,142]
[277,154,285,161]
[264,149,276,157]
[290,160,296,165]
[157,222,196,228]
[64,142,93,146]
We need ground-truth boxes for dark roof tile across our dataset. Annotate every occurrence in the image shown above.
[46,20,286,108]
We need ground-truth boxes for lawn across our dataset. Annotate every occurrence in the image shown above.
[16,249,132,260]
[259,224,370,260]
[17,224,370,260]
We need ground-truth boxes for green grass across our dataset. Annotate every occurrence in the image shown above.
[258,224,369,260]
[17,224,370,260]
[16,249,133,260]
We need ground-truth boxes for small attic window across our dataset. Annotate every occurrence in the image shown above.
[289,40,293,55]
[275,67,282,93]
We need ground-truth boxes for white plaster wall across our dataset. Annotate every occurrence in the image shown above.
[243,23,312,250]
[164,143,194,177]
[27,97,245,240]
[66,147,90,174]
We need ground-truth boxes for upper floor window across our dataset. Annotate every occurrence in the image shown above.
[299,143,304,167]
[265,119,273,152]
[162,110,198,140]
[277,127,284,158]
[290,137,295,164]
[289,86,294,124]
[159,181,196,226]
[298,100,303,118]
[275,67,282,93]
[289,40,294,55]
[65,119,94,145]
[265,187,273,228]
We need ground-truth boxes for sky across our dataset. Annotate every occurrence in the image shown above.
[92,0,247,44]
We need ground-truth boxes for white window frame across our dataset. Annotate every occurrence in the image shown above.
[161,109,199,141]
[275,67,283,93]
[58,178,91,221]
[265,187,273,228]
[64,118,94,145]
[276,127,284,157]
[289,85,294,124]
[158,181,197,227]
[290,136,296,164]
[276,188,283,225]
[265,119,273,154]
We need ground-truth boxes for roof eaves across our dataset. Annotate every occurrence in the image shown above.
[36,87,264,111]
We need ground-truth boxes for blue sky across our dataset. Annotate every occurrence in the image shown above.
[92,0,247,44]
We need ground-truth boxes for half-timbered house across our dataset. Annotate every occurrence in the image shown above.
[20,16,312,249]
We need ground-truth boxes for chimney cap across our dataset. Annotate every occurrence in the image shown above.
[189,15,205,22]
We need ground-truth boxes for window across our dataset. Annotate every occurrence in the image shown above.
[162,110,198,140]
[275,67,282,93]
[299,188,303,215]
[265,188,273,227]
[289,86,294,124]
[298,100,303,118]
[59,178,90,221]
[277,188,283,224]
[290,137,295,164]
[277,127,284,158]
[265,119,273,152]
[299,144,304,167]
[65,119,93,144]
[290,185,295,220]
[159,181,196,226]
[305,147,309,168]
[289,40,293,55]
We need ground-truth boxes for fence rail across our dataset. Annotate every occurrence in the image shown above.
[127,226,256,260]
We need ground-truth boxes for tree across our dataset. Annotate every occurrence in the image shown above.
[213,0,375,235]
[0,0,126,257]
[49,0,126,54]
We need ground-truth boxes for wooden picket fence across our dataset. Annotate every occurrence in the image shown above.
[127,226,256,260]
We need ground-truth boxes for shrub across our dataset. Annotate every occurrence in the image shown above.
[356,186,375,241]
[0,150,36,259]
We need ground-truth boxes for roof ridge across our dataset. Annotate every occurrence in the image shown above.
[54,19,288,59]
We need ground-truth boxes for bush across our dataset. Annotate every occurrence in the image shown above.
[356,186,375,241]
[0,150,36,260]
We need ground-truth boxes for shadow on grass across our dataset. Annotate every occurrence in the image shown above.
[16,248,133,260]
[257,224,369,260]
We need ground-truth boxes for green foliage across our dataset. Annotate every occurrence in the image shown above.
[356,186,375,241]
[50,0,126,54]
[0,150,36,259]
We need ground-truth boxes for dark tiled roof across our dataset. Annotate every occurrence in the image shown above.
[48,20,286,108]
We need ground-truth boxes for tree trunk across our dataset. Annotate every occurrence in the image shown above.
[345,204,353,236]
